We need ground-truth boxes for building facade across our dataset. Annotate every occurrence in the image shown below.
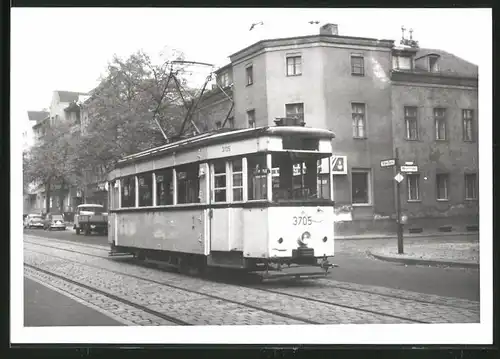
[195,24,479,233]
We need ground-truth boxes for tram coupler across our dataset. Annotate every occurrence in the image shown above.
[319,256,338,274]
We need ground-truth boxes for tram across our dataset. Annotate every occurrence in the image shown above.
[107,122,337,280]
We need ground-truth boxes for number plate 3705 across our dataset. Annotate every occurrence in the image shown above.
[293,216,312,225]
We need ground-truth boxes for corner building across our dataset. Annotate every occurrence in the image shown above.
[195,24,479,233]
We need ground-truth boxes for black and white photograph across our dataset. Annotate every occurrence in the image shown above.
[11,7,492,345]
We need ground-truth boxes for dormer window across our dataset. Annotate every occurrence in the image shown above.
[429,55,439,72]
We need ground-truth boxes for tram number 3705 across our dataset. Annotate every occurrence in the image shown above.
[293,216,312,225]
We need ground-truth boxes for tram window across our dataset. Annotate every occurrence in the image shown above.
[121,176,136,207]
[138,173,153,207]
[177,164,200,204]
[155,168,174,205]
[271,153,326,201]
[232,158,243,202]
[247,154,267,200]
[112,181,119,209]
[317,173,331,199]
[213,160,227,202]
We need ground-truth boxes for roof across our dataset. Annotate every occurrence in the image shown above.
[27,111,49,122]
[414,48,478,77]
[56,90,89,103]
[116,125,335,168]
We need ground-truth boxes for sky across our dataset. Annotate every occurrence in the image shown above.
[12,7,490,131]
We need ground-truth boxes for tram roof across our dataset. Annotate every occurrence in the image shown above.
[116,125,335,168]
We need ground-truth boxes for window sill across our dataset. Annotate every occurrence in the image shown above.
[435,139,448,142]
[246,83,253,87]
[463,140,476,143]
[465,198,478,201]
[286,74,302,77]
[436,199,449,202]
[353,136,367,140]
[351,73,365,77]
[352,203,372,207]
[407,200,421,203]
[404,138,420,141]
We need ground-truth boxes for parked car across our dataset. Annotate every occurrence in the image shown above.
[24,214,44,229]
[74,204,108,235]
[43,213,66,231]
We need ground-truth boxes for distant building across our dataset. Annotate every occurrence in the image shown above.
[192,24,478,233]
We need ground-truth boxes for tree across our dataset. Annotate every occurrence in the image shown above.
[23,120,80,213]
[76,49,195,187]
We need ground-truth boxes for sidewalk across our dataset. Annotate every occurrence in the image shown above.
[336,233,479,269]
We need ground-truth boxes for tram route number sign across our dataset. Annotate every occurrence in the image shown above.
[380,159,396,168]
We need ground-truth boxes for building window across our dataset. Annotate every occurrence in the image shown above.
[246,65,253,86]
[434,108,447,140]
[351,170,371,205]
[352,103,366,139]
[407,174,420,201]
[393,56,412,70]
[463,109,474,142]
[213,160,227,203]
[404,106,418,140]
[156,168,174,205]
[247,109,256,128]
[247,154,267,200]
[286,55,302,76]
[285,103,304,124]
[232,158,243,202]
[177,164,200,204]
[138,173,153,207]
[429,56,439,72]
[465,173,477,200]
[219,72,229,88]
[227,117,235,129]
[436,173,449,200]
[351,55,364,76]
[121,176,136,208]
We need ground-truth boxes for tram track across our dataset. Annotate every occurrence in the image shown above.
[24,236,479,313]
[24,246,322,325]
[22,238,462,324]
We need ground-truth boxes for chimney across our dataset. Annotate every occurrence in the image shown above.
[320,23,338,36]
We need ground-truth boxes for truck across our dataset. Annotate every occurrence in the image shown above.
[74,204,108,236]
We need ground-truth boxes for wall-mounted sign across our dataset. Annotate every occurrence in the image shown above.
[319,156,348,175]
[400,165,418,173]
[394,173,404,183]
[380,159,396,168]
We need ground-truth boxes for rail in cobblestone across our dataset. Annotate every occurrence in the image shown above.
[23,237,480,324]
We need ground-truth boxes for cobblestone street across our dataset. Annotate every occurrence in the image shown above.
[23,235,480,326]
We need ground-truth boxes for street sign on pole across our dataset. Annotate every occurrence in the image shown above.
[380,159,396,168]
[400,165,418,172]
[394,173,404,183]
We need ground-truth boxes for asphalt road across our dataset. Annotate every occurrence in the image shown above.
[24,277,124,326]
[23,228,480,301]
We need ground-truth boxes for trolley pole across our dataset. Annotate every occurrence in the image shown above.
[395,148,404,254]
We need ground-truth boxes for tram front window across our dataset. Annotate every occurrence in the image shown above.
[271,152,331,202]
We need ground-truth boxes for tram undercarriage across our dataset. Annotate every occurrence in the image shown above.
[108,243,337,281]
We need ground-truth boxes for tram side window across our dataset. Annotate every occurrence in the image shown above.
[213,160,227,202]
[112,181,119,209]
[317,173,331,200]
[247,154,267,200]
[138,173,153,207]
[156,168,174,205]
[121,176,136,207]
[177,164,200,204]
[232,158,243,202]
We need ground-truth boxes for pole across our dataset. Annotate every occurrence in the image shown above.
[395,148,404,254]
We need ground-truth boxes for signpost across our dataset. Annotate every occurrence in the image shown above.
[381,150,405,254]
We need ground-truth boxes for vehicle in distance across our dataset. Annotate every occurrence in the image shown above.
[74,204,108,236]
[43,213,66,231]
[24,214,44,229]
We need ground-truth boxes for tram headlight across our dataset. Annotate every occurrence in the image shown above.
[322,236,328,243]
[278,237,283,244]
[298,231,311,247]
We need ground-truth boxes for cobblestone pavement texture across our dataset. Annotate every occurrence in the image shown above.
[24,236,480,325]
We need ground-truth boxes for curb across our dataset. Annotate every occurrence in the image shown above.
[336,231,478,240]
[367,250,479,269]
